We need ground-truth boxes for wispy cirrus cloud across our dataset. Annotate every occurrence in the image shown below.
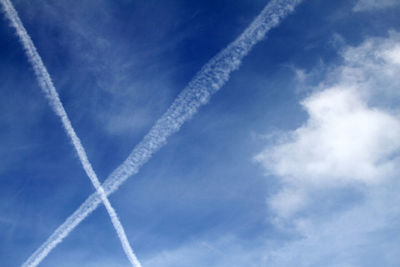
[353,0,400,12]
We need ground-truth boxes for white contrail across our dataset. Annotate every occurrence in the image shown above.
[20,0,303,266]
[0,0,141,266]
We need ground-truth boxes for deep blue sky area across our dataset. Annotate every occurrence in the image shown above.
[1,0,400,266]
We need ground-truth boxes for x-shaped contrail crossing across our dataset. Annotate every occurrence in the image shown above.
[0,0,303,266]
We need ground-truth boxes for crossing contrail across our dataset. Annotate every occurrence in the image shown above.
[19,0,303,266]
[0,0,141,266]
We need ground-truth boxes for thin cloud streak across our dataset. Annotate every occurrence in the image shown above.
[20,0,303,265]
[0,0,141,266]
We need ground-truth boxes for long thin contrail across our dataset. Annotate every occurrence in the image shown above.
[20,0,303,266]
[0,0,141,266]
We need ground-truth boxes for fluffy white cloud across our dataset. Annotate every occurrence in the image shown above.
[256,32,400,218]
[258,87,400,184]
[353,0,400,11]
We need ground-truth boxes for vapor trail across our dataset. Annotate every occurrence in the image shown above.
[0,0,141,266]
[20,0,303,266]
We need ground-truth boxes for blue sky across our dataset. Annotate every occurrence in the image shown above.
[1,0,400,266]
